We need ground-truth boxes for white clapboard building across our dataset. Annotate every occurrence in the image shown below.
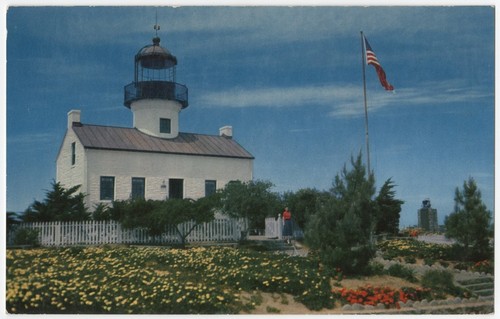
[56,34,254,210]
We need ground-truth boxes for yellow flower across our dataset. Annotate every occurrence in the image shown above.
[216,295,224,301]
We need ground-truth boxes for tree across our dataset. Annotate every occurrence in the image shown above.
[445,177,492,261]
[305,154,377,275]
[282,188,329,230]
[111,195,220,247]
[22,181,90,222]
[217,180,282,231]
[374,178,404,235]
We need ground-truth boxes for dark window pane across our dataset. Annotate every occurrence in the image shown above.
[169,179,183,199]
[160,118,171,134]
[131,177,145,199]
[205,180,216,196]
[100,176,115,200]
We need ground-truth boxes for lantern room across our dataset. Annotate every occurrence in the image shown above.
[124,36,188,109]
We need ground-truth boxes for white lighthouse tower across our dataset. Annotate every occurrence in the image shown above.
[124,27,188,139]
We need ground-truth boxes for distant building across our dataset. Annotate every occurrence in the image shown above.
[418,199,438,232]
[56,32,254,210]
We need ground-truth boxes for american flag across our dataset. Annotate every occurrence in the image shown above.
[364,36,394,91]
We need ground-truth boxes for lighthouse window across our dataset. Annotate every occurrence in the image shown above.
[160,118,171,134]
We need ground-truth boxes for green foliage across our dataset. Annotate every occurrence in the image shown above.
[282,188,329,230]
[424,258,436,266]
[385,264,417,283]
[217,180,282,230]
[91,203,112,221]
[109,196,219,245]
[13,228,40,246]
[22,181,90,222]
[367,261,385,276]
[421,269,469,298]
[445,177,492,261]
[404,255,416,264]
[305,154,376,275]
[374,178,404,235]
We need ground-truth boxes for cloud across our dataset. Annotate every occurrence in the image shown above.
[18,7,492,53]
[196,83,361,109]
[195,78,492,119]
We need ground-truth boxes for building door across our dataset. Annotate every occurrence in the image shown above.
[169,179,184,199]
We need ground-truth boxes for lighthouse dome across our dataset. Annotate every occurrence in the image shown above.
[135,37,177,69]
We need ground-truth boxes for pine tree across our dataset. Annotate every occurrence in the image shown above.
[375,178,404,235]
[22,181,90,222]
[305,154,376,275]
[445,177,492,261]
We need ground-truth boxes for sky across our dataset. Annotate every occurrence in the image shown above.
[2,5,495,228]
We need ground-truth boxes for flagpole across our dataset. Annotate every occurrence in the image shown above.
[360,31,371,173]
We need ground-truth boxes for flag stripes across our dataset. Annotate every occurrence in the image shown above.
[364,36,394,91]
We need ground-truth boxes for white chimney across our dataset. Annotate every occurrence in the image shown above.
[68,109,81,128]
[219,125,233,138]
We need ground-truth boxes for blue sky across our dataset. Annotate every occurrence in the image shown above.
[3,6,495,228]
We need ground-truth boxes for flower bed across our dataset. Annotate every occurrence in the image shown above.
[6,246,334,314]
[377,238,450,260]
[332,285,432,309]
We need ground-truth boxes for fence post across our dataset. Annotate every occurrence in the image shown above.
[277,214,283,240]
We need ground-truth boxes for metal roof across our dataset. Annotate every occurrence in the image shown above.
[72,123,254,159]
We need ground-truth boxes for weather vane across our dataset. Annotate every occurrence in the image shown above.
[154,10,160,37]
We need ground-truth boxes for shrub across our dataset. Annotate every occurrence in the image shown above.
[454,261,473,271]
[13,228,39,246]
[421,269,470,298]
[471,260,493,274]
[404,256,416,264]
[424,258,435,266]
[385,264,417,283]
[368,261,385,276]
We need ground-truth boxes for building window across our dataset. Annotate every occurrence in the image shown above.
[160,118,171,134]
[169,179,183,199]
[205,180,216,196]
[71,142,76,165]
[131,177,145,199]
[100,176,115,201]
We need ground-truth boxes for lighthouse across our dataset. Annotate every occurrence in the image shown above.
[123,31,188,139]
[57,25,253,209]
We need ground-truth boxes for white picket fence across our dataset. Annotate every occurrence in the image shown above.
[265,216,304,239]
[8,218,247,247]
[265,217,283,239]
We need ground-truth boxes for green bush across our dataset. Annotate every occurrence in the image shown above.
[385,264,417,283]
[13,228,40,246]
[368,261,385,276]
[424,258,435,266]
[421,269,469,298]
[404,255,416,264]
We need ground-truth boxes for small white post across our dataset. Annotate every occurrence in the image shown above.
[277,214,283,240]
